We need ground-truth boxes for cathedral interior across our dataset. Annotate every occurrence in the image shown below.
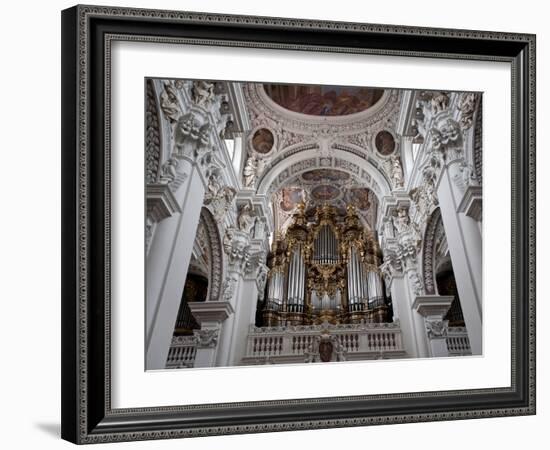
[144,79,483,370]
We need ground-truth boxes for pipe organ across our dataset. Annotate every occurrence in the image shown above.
[263,203,390,326]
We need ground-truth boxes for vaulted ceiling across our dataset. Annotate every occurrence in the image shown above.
[240,82,403,235]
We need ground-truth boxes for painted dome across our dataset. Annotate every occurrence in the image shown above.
[263,83,384,117]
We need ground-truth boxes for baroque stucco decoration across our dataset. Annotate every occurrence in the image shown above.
[199,208,223,303]
[146,79,162,184]
[422,208,444,295]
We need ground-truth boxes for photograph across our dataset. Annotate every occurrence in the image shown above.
[145,79,483,370]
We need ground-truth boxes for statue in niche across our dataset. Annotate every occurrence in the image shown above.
[222,274,238,303]
[192,81,215,107]
[256,262,269,302]
[409,271,424,296]
[431,92,449,114]
[205,172,221,198]
[458,92,477,129]
[382,216,395,239]
[237,204,255,233]
[460,160,478,188]
[390,155,404,189]
[243,156,257,188]
[159,157,179,184]
[159,81,181,123]
[392,208,411,234]
[223,228,235,255]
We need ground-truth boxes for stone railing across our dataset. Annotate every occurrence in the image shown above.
[242,321,405,365]
[446,327,472,356]
[166,335,197,369]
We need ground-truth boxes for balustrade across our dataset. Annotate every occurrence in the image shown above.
[244,322,404,361]
[446,327,472,355]
[166,335,197,368]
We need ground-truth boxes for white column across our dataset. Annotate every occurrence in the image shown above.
[189,301,234,368]
[145,160,205,370]
[227,274,259,366]
[412,295,454,358]
[437,162,482,355]
[386,273,420,358]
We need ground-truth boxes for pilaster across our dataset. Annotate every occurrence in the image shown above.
[412,295,454,358]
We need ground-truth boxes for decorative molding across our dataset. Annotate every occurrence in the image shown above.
[409,166,439,221]
[193,328,220,348]
[146,80,162,184]
[457,185,483,221]
[200,209,223,302]
[408,270,425,296]
[422,208,443,295]
[188,301,234,325]
[425,319,449,339]
[223,227,252,273]
[457,92,479,130]
[249,320,401,334]
[203,172,236,221]
[146,184,182,222]
[159,80,182,123]
[244,84,402,135]
[412,295,454,318]
[473,101,483,185]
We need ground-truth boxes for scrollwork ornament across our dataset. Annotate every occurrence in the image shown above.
[158,157,179,184]
[193,328,220,348]
[458,92,478,130]
[159,81,182,123]
[425,319,448,339]
[192,80,216,108]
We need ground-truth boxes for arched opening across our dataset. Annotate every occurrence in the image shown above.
[423,208,465,326]
[259,158,390,327]
[435,260,465,327]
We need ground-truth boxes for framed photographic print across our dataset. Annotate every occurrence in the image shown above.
[61,4,536,444]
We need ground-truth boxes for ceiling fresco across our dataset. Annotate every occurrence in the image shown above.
[251,128,275,154]
[272,169,379,233]
[280,187,305,212]
[300,169,351,183]
[263,84,385,117]
[375,130,396,156]
[311,185,341,202]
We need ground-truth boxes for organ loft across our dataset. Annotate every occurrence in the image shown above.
[263,203,390,327]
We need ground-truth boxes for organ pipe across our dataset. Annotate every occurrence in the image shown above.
[362,265,369,301]
[354,250,361,303]
[263,203,390,325]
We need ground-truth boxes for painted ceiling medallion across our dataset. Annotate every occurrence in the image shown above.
[348,188,372,210]
[251,128,275,154]
[280,187,305,211]
[263,84,384,117]
[375,130,396,155]
[311,185,341,201]
[301,169,351,183]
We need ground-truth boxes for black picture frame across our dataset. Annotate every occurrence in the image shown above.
[61,4,536,444]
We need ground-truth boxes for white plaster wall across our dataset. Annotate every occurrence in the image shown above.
[0,1,546,450]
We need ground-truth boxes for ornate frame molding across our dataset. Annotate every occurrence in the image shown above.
[61,5,535,444]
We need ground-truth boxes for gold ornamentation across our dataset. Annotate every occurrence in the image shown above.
[264,202,389,325]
